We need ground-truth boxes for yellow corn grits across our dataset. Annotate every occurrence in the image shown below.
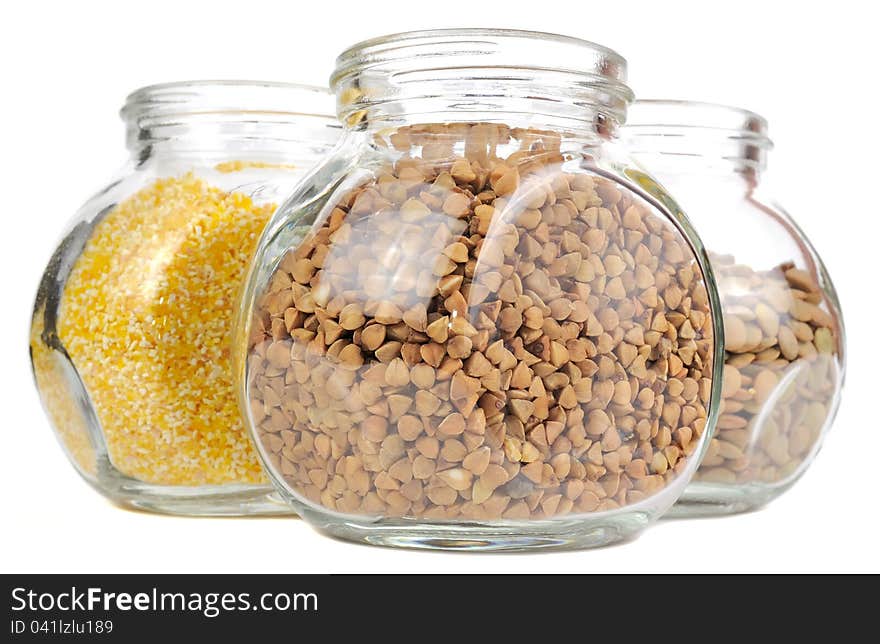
[57,174,274,485]
[31,313,97,477]
[214,160,297,173]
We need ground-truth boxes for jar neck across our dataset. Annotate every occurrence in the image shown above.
[331,29,633,141]
[121,81,340,163]
[625,100,773,178]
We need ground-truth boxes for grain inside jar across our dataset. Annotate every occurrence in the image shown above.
[625,99,845,507]
[246,123,716,521]
[700,256,841,485]
[53,174,276,486]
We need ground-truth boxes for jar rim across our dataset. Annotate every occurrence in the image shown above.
[627,99,773,148]
[330,28,632,98]
[121,80,336,124]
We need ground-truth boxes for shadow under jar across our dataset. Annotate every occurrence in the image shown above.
[236,30,723,550]
[30,81,340,515]
[626,100,845,516]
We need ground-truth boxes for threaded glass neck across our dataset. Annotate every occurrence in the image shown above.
[626,100,773,174]
[330,29,634,137]
[121,81,340,159]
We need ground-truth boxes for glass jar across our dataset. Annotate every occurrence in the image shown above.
[625,100,845,515]
[30,81,340,515]
[236,30,723,550]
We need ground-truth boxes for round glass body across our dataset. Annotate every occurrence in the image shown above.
[237,31,723,550]
[30,81,340,515]
[626,100,845,515]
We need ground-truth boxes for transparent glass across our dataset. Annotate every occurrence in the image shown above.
[30,81,340,515]
[626,100,845,515]
[236,31,723,550]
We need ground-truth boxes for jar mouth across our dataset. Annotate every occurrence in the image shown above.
[121,80,341,155]
[332,28,629,84]
[625,100,774,173]
[121,80,337,127]
[330,29,634,127]
[626,100,773,152]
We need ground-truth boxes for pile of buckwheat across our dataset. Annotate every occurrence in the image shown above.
[698,257,840,485]
[247,124,716,520]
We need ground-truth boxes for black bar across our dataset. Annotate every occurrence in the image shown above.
[2,573,871,640]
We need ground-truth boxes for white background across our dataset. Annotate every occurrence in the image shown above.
[3,0,877,573]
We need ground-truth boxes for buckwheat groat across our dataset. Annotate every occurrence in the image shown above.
[698,257,840,485]
[247,123,715,521]
[626,99,845,515]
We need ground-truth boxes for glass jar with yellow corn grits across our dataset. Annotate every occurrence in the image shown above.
[30,81,340,515]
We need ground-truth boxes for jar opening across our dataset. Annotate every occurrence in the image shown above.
[121,81,340,154]
[330,29,634,132]
[626,100,773,172]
